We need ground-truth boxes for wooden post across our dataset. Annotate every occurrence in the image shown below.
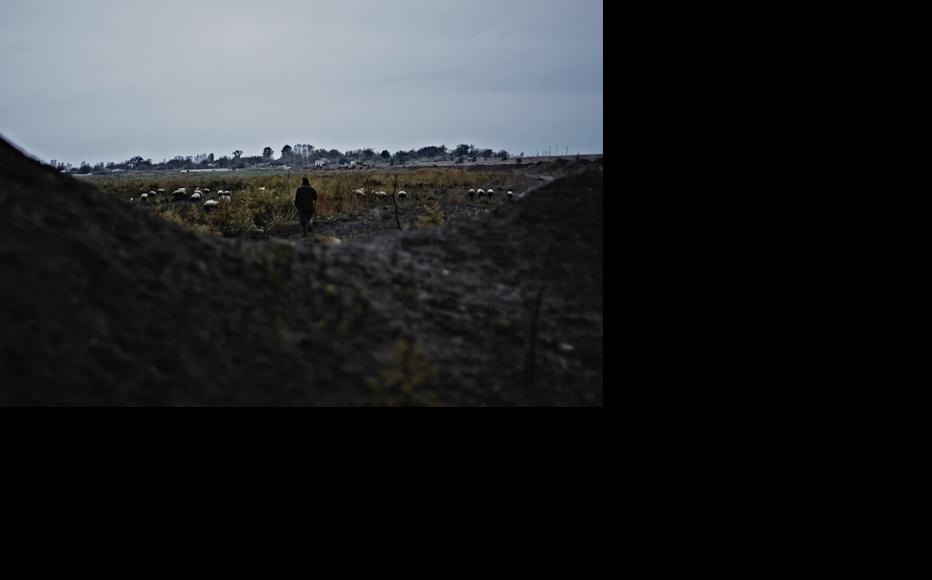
[391,174,402,231]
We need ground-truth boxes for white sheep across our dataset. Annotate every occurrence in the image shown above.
[486,188,495,196]
[259,187,266,191]
[219,194,232,203]
[204,199,219,209]
[476,189,485,197]
[507,190,514,199]
[157,188,165,193]
[140,193,149,201]
[468,188,476,197]
[397,190,408,200]
[190,192,202,201]
[355,188,367,196]
[375,190,388,197]
[149,190,157,196]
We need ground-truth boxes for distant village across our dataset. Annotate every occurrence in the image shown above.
[52,144,518,175]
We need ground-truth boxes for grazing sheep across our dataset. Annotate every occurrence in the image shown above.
[259,187,266,191]
[203,189,210,193]
[219,194,232,203]
[507,190,514,200]
[476,188,485,197]
[397,190,408,200]
[140,193,149,201]
[468,188,476,197]
[149,190,157,196]
[190,192,201,201]
[486,188,494,197]
[172,187,187,200]
[375,190,388,197]
[355,188,367,196]
[157,188,165,193]
[204,199,219,209]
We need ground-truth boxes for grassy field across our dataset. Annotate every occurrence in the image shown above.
[83,167,529,240]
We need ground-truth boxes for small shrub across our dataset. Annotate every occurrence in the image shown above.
[367,339,438,407]
[417,199,445,228]
[266,205,298,230]
[206,205,254,237]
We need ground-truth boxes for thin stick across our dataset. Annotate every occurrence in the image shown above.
[391,173,402,231]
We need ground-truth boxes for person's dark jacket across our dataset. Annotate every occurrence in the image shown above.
[295,184,318,214]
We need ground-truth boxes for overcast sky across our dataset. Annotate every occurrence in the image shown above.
[0,0,602,165]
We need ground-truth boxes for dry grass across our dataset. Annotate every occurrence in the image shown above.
[94,168,524,237]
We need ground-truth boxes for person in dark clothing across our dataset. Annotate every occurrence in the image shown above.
[294,177,318,237]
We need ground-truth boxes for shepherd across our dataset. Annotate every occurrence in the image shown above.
[294,177,318,237]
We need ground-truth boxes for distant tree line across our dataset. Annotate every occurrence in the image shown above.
[52,143,517,174]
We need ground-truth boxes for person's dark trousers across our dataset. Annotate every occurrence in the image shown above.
[299,211,315,236]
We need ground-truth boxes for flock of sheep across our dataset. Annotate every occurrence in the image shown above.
[352,188,412,199]
[354,188,392,197]
[133,186,233,210]
[133,184,520,208]
[469,188,519,200]
[352,187,517,201]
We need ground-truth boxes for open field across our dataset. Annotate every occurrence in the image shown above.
[77,160,592,242]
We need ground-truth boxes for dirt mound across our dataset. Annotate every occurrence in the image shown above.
[0,136,603,406]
